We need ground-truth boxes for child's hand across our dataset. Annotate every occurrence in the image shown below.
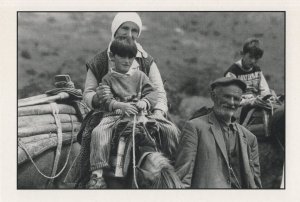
[116,102,138,116]
[136,100,147,110]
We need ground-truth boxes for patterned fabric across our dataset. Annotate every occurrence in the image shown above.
[75,111,180,188]
[75,111,104,188]
[147,113,180,160]
[90,113,180,171]
[90,115,122,171]
[224,60,270,98]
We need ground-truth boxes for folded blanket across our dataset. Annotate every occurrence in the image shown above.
[18,103,77,116]
[18,114,79,128]
[18,122,81,137]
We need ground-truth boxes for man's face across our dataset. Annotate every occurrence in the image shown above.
[211,84,243,121]
[115,21,139,41]
[242,53,259,70]
[112,54,135,74]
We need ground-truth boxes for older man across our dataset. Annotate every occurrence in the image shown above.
[175,77,262,188]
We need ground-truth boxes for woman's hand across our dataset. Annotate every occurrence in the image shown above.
[96,83,112,102]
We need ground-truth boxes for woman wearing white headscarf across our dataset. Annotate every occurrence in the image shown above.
[79,12,174,189]
[83,12,168,115]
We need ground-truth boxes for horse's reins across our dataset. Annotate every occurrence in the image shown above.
[132,75,144,189]
[131,114,139,188]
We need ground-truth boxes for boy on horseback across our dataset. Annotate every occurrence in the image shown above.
[87,36,180,189]
[224,38,272,123]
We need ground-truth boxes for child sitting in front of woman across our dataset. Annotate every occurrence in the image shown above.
[88,36,180,189]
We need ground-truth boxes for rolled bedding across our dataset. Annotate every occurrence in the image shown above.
[18,114,79,128]
[18,103,77,116]
[18,122,81,137]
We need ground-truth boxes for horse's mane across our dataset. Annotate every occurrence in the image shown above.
[140,152,183,189]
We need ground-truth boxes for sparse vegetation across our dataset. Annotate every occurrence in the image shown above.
[21,50,31,59]
[18,11,285,125]
[18,12,284,188]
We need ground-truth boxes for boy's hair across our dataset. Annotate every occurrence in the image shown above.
[242,37,264,59]
[110,36,137,58]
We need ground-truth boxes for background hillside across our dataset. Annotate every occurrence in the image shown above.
[18,12,285,188]
[18,12,284,124]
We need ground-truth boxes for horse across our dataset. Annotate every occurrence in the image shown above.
[240,94,285,188]
[17,98,182,189]
[74,112,183,189]
[260,104,285,188]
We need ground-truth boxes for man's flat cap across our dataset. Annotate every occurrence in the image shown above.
[210,77,247,92]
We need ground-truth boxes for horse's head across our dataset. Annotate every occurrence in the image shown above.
[136,152,183,189]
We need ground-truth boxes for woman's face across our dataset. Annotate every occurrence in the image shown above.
[115,21,139,41]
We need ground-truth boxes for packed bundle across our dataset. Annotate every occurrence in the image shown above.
[17,75,89,165]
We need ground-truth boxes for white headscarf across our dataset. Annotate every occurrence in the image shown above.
[109,12,147,58]
[111,12,142,40]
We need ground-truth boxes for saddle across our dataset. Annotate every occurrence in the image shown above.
[107,114,160,178]
[242,94,284,139]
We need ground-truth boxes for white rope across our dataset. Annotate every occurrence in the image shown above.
[269,99,274,115]
[18,135,74,179]
[18,104,75,180]
[63,114,77,183]
[48,103,63,186]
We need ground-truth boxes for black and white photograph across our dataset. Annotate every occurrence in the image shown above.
[2,0,300,201]
[16,11,285,189]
